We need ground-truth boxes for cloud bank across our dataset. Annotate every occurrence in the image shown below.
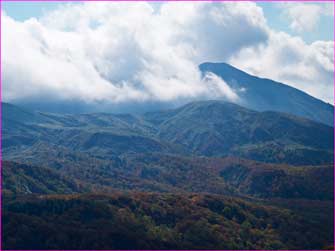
[2,2,334,106]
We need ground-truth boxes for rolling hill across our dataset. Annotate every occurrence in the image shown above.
[3,101,333,165]
[144,100,333,164]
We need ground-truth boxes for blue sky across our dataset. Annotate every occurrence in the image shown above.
[2,2,63,20]
[258,2,334,43]
[2,2,334,104]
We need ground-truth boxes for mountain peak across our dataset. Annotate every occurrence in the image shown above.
[199,62,333,126]
[200,62,248,78]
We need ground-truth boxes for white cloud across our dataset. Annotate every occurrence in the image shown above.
[279,3,334,33]
[2,13,146,103]
[203,72,240,102]
[1,2,333,106]
[230,31,334,103]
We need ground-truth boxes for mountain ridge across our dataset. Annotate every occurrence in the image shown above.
[3,100,333,166]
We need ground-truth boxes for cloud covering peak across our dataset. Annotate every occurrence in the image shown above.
[2,2,334,105]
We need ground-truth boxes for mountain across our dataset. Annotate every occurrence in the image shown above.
[144,101,333,165]
[199,62,334,126]
[3,101,333,200]
[3,101,333,165]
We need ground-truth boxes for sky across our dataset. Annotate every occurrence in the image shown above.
[2,1,334,106]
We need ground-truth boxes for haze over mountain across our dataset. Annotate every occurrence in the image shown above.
[3,100,333,165]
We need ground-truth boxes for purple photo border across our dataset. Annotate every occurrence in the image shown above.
[0,0,334,250]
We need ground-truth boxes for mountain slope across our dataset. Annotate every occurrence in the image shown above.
[3,101,333,165]
[199,62,334,126]
[145,100,333,164]
[2,161,85,195]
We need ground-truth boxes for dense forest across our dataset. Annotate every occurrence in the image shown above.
[3,193,334,250]
[2,160,334,250]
